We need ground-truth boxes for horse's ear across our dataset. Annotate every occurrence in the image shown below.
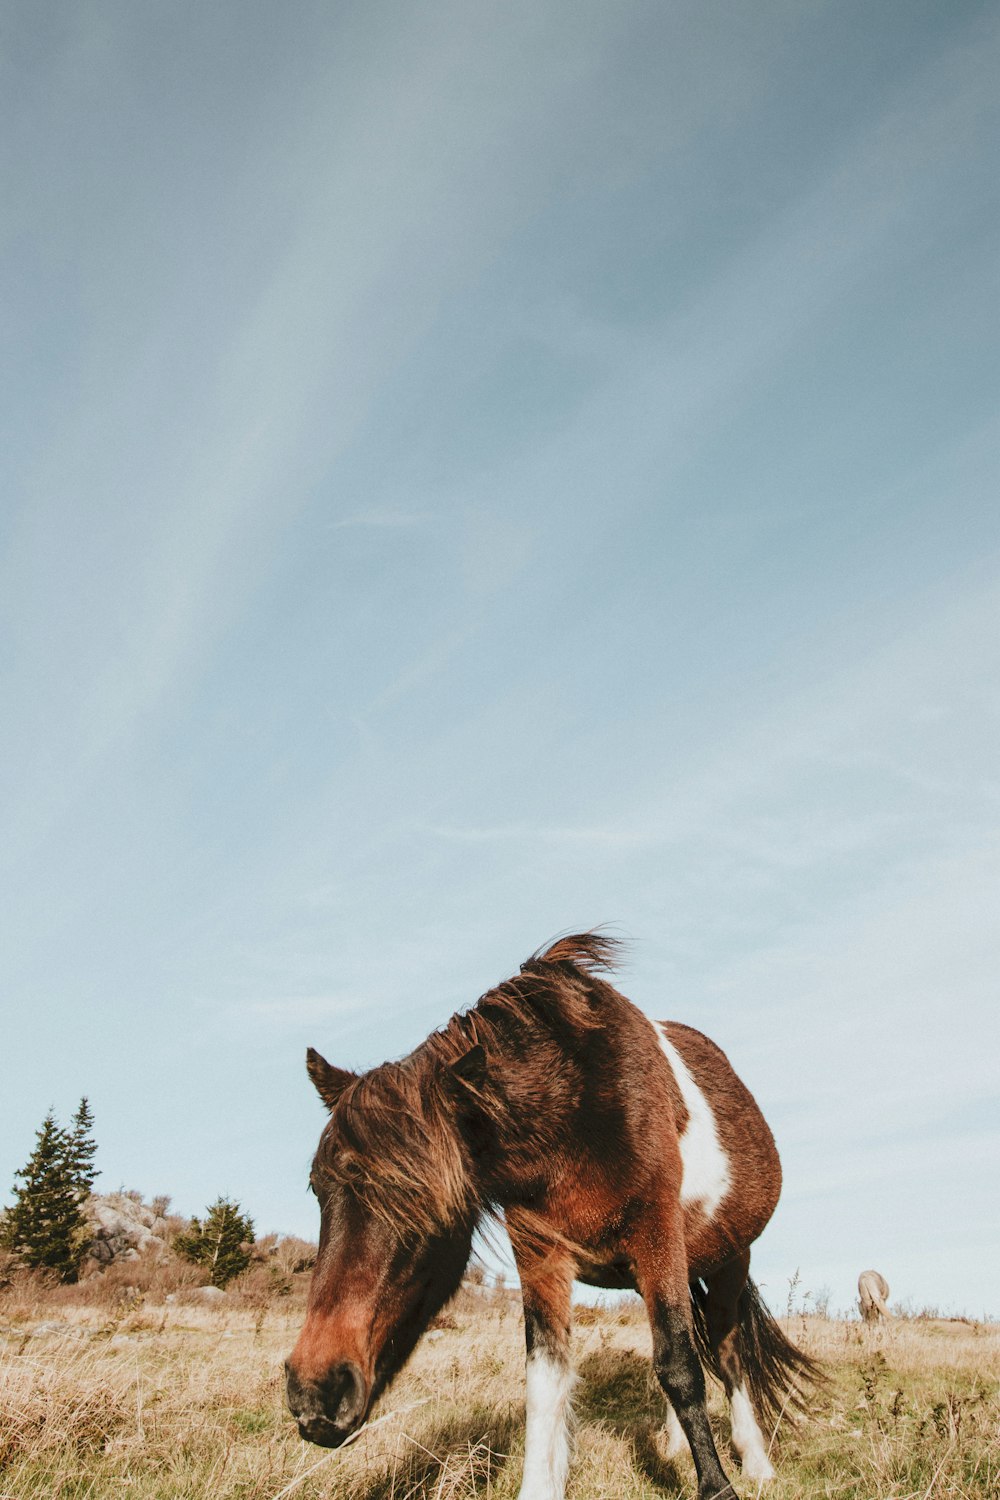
[306,1048,355,1110]
[449,1044,487,1088]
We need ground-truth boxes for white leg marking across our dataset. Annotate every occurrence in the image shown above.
[518,1348,574,1500]
[730,1383,776,1482]
[660,1400,690,1462]
[654,1023,731,1217]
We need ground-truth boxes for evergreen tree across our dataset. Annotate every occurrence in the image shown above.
[0,1110,90,1281]
[65,1097,99,1200]
[175,1198,255,1287]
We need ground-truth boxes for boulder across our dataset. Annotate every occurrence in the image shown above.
[166,1285,228,1305]
[83,1193,168,1268]
[192,1285,228,1304]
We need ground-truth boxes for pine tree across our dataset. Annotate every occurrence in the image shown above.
[0,1111,90,1281]
[65,1097,99,1200]
[175,1198,255,1287]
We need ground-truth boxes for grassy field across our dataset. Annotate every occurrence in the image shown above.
[1,1289,997,1499]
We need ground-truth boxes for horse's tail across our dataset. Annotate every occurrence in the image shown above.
[690,1276,824,1430]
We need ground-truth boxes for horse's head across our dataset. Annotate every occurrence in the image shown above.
[285,1043,485,1447]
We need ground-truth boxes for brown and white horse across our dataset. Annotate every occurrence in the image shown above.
[286,934,818,1500]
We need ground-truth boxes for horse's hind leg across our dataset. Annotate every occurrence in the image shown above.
[658,1400,690,1463]
[703,1252,775,1483]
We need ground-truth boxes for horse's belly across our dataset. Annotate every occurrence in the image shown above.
[575,1254,638,1292]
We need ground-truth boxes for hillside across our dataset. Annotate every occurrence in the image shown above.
[1,1280,996,1499]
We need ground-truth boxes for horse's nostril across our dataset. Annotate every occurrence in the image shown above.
[330,1360,366,1429]
[285,1363,310,1422]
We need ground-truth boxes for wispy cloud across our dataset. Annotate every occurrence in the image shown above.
[424,821,653,848]
[327,510,433,530]
[243,995,365,1027]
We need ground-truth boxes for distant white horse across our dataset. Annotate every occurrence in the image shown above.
[858,1269,890,1323]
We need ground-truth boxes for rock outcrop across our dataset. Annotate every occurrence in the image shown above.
[83,1193,171,1267]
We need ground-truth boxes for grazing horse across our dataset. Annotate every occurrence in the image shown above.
[286,934,818,1500]
[858,1269,891,1323]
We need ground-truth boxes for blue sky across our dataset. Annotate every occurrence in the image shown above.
[2,1,998,1316]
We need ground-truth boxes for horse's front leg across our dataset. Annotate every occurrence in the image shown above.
[509,1224,575,1500]
[632,1207,737,1500]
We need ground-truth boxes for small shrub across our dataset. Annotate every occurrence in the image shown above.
[174,1197,255,1288]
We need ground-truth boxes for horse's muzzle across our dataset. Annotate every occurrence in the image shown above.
[285,1359,368,1446]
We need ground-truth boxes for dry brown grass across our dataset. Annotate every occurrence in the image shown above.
[1,1286,997,1499]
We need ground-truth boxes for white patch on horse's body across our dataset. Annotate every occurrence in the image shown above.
[730,1383,776,1481]
[653,1022,731,1218]
[518,1348,574,1500]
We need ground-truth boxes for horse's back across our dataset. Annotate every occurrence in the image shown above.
[654,1020,782,1277]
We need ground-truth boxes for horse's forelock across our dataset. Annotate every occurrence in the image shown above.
[316,1058,475,1238]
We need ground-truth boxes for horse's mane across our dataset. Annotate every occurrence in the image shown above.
[524,930,622,974]
[313,933,623,1237]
